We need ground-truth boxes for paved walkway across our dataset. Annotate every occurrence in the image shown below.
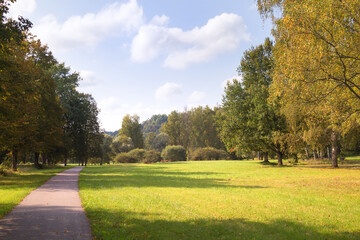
[0,167,92,240]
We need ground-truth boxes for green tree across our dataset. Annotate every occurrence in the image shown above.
[112,135,134,154]
[189,106,224,150]
[100,134,113,165]
[50,62,80,166]
[144,132,156,150]
[71,93,101,166]
[141,114,168,138]
[161,111,181,145]
[217,39,287,165]
[152,133,169,152]
[119,114,144,149]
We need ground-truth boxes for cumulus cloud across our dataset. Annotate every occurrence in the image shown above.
[188,91,206,104]
[33,0,144,51]
[8,0,36,19]
[131,13,250,69]
[155,82,183,101]
[222,75,243,89]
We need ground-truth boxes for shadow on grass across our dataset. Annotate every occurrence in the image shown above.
[86,209,359,240]
[80,165,267,190]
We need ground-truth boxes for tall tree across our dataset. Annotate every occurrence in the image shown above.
[68,93,101,166]
[189,106,224,150]
[257,0,360,167]
[0,0,34,170]
[50,63,80,166]
[161,111,182,146]
[217,38,287,165]
[119,114,144,149]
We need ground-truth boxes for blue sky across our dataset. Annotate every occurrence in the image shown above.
[9,0,272,131]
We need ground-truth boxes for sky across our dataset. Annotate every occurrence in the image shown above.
[8,0,272,131]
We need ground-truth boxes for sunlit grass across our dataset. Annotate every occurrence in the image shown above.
[79,161,360,240]
[0,165,71,218]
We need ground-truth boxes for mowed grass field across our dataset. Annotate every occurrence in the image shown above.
[79,161,360,240]
[0,165,71,218]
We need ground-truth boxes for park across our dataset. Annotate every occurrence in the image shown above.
[1,0,360,239]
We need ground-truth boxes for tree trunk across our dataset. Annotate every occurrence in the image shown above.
[258,151,261,161]
[319,149,323,160]
[12,150,18,171]
[276,151,283,166]
[34,152,40,168]
[42,153,47,166]
[313,149,316,161]
[331,130,339,168]
[263,152,269,163]
[327,147,331,160]
[100,156,103,166]
[64,152,68,166]
[305,147,310,159]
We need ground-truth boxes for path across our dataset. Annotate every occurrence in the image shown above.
[0,167,92,240]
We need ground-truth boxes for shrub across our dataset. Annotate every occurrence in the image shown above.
[191,147,229,161]
[114,153,137,163]
[127,148,146,162]
[144,150,161,163]
[161,145,187,162]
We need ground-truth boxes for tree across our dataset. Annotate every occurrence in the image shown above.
[100,134,113,165]
[144,132,156,150]
[217,39,287,165]
[119,114,144,149]
[189,106,224,150]
[112,135,134,154]
[161,111,182,145]
[68,93,101,166]
[257,0,360,167]
[141,114,168,138]
[152,133,169,152]
[0,0,35,170]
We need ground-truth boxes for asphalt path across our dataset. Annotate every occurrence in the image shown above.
[0,166,92,240]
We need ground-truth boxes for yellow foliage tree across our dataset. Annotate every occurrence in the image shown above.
[257,0,360,167]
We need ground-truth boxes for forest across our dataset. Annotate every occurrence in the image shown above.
[1,0,360,172]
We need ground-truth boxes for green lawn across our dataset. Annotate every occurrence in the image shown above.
[0,165,71,218]
[79,161,360,240]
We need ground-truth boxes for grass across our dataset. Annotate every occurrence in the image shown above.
[79,161,360,240]
[0,165,71,218]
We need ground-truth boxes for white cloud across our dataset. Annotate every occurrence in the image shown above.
[33,0,144,51]
[222,75,242,89]
[188,91,206,104]
[155,82,183,101]
[150,15,169,26]
[8,0,36,19]
[131,13,250,69]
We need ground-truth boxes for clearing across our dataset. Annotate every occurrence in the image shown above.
[79,160,360,240]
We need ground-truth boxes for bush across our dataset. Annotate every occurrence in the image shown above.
[127,148,146,162]
[191,147,229,161]
[114,153,137,163]
[161,145,187,162]
[144,150,161,163]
